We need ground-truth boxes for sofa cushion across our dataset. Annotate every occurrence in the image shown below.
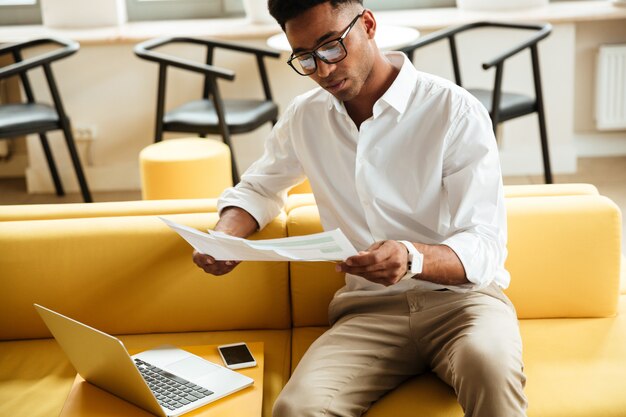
[0,329,291,417]
[286,206,343,327]
[290,296,626,417]
[0,338,75,417]
[0,212,290,340]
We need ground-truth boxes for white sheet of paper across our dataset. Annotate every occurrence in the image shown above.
[160,217,358,261]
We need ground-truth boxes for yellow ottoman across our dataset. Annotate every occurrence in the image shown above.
[140,138,232,200]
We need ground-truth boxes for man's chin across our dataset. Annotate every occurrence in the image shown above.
[326,85,358,102]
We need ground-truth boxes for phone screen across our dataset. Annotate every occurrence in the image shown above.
[220,344,254,365]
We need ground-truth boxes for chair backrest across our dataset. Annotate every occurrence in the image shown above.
[0,37,92,202]
[133,37,279,113]
[134,37,281,184]
[0,37,79,106]
[399,21,551,88]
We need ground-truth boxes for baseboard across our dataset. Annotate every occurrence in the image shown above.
[25,163,140,193]
[574,132,626,157]
[0,154,29,178]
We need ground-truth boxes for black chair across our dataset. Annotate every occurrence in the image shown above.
[134,37,281,184]
[400,22,554,184]
[0,37,92,202]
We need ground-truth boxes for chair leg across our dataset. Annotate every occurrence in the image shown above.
[537,108,553,184]
[38,133,65,197]
[155,122,164,142]
[221,130,239,185]
[60,121,93,202]
[531,45,553,184]
[228,147,240,185]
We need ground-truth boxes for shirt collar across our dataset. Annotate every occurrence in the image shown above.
[375,52,417,117]
[327,51,417,118]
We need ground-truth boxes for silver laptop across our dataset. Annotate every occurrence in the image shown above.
[34,304,253,417]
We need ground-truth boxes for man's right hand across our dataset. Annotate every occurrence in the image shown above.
[192,250,241,276]
[191,206,258,276]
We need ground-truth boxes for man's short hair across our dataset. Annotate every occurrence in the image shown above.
[268,0,363,30]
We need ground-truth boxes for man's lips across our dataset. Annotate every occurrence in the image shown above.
[324,79,346,92]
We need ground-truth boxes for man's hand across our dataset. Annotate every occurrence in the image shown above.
[192,206,257,277]
[192,251,241,276]
[336,240,409,286]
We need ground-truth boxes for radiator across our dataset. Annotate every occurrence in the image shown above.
[596,44,626,131]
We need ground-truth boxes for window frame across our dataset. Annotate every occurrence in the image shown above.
[125,0,244,22]
[367,0,455,10]
[0,0,603,27]
[0,0,42,26]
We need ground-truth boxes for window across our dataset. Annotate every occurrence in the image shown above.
[0,0,605,26]
[367,0,455,10]
[365,0,598,11]
[0,0,42,26]
[126,0,244,21]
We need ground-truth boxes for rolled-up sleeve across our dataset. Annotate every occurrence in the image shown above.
[441,102,509,289]
[217,101,306,230]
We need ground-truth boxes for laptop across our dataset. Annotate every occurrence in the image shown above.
[34,304,254,417]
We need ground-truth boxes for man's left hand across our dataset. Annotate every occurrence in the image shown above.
[336,240,409,286]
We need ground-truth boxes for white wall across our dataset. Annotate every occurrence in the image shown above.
[5,21,625,193]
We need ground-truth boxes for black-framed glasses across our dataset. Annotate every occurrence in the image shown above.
[287,10,365,76]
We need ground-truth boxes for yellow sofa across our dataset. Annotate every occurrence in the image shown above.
[1,184,624,417]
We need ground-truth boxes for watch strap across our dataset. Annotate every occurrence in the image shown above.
[398,240,424,275]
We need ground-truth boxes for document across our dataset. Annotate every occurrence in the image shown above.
[160,217,358,262]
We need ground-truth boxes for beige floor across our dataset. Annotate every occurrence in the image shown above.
[1,156,625,252]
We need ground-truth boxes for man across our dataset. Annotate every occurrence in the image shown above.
[192,1,528,416]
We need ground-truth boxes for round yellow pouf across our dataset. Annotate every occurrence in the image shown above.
[140,138,233,200]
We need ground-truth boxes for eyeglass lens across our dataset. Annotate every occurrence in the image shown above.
[294,41,346,74]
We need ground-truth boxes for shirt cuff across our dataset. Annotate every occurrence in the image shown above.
[441,232,492,289]
[217,188,282,231]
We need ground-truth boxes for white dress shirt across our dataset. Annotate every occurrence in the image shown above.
[218,52,510,296]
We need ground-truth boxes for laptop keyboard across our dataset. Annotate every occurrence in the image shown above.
[134,359,214,411]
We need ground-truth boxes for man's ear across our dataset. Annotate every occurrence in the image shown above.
[362,9,377,40]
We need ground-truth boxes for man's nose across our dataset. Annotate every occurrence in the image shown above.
[316,60,335,78]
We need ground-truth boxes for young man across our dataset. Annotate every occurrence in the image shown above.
[192,1,528,416]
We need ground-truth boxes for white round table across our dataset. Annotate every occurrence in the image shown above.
[267,25,420,53]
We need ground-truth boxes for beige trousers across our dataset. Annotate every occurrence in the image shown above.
[273,284,527,417]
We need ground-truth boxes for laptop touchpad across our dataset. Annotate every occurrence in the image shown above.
[167,356,221,380]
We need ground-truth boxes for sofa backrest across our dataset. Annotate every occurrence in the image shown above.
[284,184,599,214]
[286,195,622,326]
[0,212,290,341]
[504,195,621,318]
[0,198,218,222]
